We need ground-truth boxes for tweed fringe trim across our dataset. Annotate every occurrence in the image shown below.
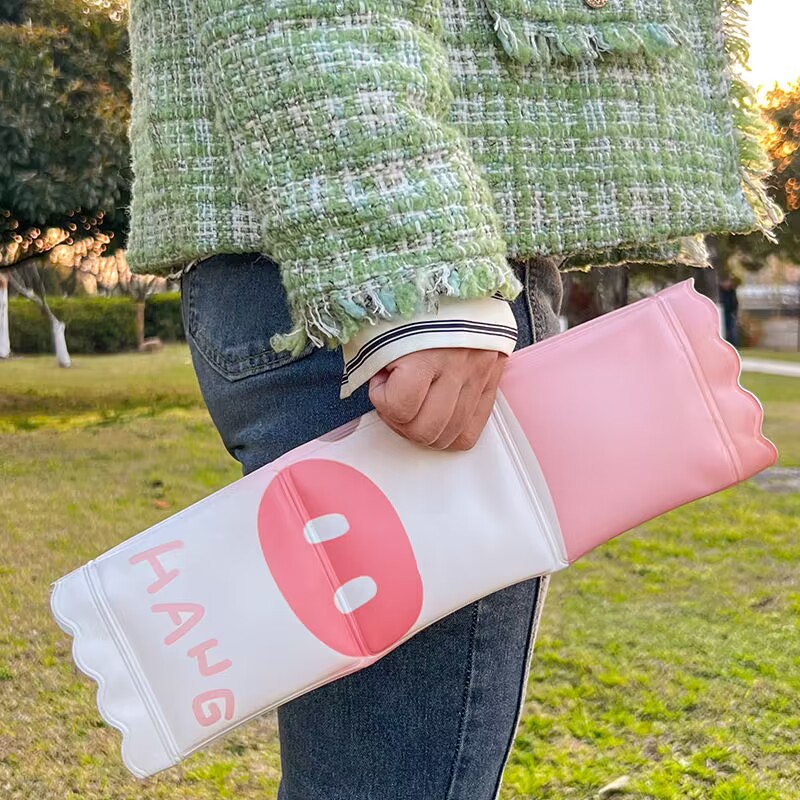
[721,0,783,238]
[560,235,710,272]
[485,9,683,65]
[271,257,524,355]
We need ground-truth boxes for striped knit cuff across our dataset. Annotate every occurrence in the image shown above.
[339,296,517,399]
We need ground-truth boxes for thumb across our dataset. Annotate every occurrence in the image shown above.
[369,360,430,423]
[368,367,391,409]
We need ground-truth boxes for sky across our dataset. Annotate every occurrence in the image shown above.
[746,0,799,89]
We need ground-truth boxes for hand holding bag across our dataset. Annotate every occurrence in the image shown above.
[50,279,777,777]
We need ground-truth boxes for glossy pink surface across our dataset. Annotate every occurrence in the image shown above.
[500,280,777,562]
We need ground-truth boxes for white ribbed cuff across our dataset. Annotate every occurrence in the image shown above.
[340,295,517,399]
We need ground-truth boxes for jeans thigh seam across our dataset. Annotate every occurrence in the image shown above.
[443,602,481,800]
[524,265,540,346]
[187,266,200,336]
[488,576,550,800]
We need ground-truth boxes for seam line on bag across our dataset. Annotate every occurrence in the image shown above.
[655,296,742,482]
[490,399,566,567]
[84,564,180,762]
[277,469,372,658]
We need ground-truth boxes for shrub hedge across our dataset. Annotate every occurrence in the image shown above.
[7,293,184,354]
[144,293,184,343]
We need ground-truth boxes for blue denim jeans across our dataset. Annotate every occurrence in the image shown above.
[181,253,564,800]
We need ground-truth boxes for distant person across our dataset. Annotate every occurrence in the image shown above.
[124,1,780,797]
[720,277,740,348]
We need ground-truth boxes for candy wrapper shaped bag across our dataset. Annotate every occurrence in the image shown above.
[50,280,777,777]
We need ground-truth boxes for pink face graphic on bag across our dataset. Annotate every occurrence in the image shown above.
[258,459,423,656]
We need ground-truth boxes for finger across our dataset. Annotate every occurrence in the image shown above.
[369,361,433,424]
[432,353,505,449]
[436,355,504,450]
[394,373,462,446]
[376,411,412,442]
[430,376,487,450]
[431,356,495,450]
[447,385,495,451]
[369,367,390,393]
[448,359,506,451]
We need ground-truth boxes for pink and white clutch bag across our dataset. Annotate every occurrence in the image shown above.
[50,279,777,777]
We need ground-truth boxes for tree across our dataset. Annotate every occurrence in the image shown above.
[761,79,800,262]
[764,81,800,216]
[0,0,131,362]
[0,271,9,358]
[0,1,29,25]
[8,260,71,366]
[711,79,800,274]
[0,0,131,270]
[49,241,167,347]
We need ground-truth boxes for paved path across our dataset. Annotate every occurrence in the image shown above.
[751,467,800,494]
[740,358,800,378]
[738,358,798,495]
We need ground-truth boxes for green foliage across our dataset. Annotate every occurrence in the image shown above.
[8,294,185,354]
[0,0,131,258]
[0,0,27,23]
[713,79,800,270]
[765,80,800,215]
[8,296,136,353]
[144,292,185,342]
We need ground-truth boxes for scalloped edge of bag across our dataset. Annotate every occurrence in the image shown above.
[50,570,175,779]
[664,278,779,472]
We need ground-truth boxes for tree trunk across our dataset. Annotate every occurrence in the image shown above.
[602,267,629,311]
[691,266,719,303]
[8,266,71,367]
[692,245,724,338]
[135,300,146,349]
[0,273,9,358]
[562,268,630,328]
[50,314,71,368]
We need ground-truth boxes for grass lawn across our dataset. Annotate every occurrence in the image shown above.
[0,345,202,431]
[1,346,798,799]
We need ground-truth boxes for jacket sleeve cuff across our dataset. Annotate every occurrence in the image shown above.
[339,295,518,399]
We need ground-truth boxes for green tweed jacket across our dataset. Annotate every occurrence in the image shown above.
[126,0,780,351]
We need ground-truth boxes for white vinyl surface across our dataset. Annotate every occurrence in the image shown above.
[52,402,566,777]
